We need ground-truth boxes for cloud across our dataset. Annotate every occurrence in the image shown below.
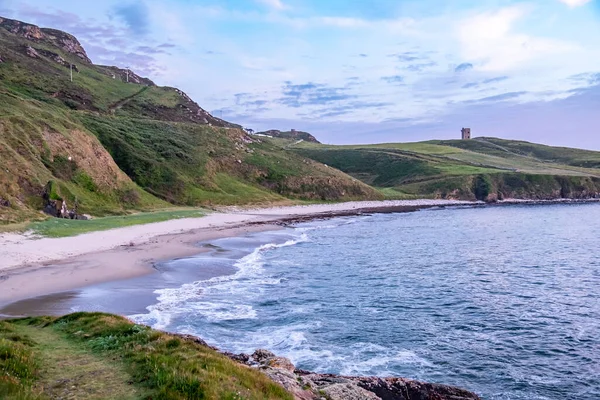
[256,0,285,10]
[403,62,437,72]
[112,1,150,35]
[388,51,422,62]
[358,53,368,58]
[300,101,393,119]
[136,45,168,54]
[455,62,473,72]
[381,75,404,84]
[315,16,370,28]
[457,6,577,72]
[569,72,600,85]
[468,91,527,103]
[483,76,509,84]
[278,81,356,107]
[462,82,479,89]
[558,0,592,7]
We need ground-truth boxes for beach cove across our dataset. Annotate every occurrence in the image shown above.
[2,200,600,400]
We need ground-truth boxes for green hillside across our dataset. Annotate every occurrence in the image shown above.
[0,313,292,400]
[0,17,380,224]
[2,15,599,226]
[277,137,600,201]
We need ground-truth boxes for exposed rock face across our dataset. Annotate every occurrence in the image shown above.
[100,65,155,86]
[256,129,321,143]
[36,48,78,70]
[230,349,481,400]
[0,16,91,63]
[25,45,39,58]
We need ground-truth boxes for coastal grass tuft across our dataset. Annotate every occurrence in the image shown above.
[1,313,293,400]
[0,322,41,400]
[26,209,207,238]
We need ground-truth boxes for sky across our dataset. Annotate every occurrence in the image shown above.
[1,0,600,148]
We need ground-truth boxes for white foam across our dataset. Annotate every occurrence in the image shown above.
[130,232,308,329]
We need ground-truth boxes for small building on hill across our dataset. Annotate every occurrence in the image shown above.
[461,128,471,140]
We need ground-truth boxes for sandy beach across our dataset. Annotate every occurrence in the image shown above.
[0,200,473,308]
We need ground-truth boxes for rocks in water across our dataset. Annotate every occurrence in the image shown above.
[228,349,481,400]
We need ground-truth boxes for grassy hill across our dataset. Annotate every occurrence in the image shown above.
[0,16,379,224]
[2,15,599,226]
[273,137,600,201]
[0,312,292,400]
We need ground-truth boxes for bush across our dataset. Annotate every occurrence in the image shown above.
[473,175,492,200]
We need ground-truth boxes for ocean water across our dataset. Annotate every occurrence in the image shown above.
[131,203,600,400]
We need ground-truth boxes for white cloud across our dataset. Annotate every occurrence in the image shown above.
[558,0,592,7]
[315,16,370,28]
[457,6,578,72]
[256,0,285,10]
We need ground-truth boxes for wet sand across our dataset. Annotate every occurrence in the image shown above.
[0,223,281,311]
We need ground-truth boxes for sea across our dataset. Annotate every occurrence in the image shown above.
[125,203,600,399]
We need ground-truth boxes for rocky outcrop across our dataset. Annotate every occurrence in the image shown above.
[99,65,155,86]
[25,45,39,58]
[36,48,78,70]
[0,17,91,63]
[256,129,321,143]
[41,182,88,220]
[228,349,481,400]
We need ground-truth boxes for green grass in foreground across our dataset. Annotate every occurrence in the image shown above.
[27,209,207,238]
[1,313,292,400]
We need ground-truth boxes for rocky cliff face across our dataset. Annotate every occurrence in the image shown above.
[0,16,91,63]
[99,65,155,86]
[227,349,481,400]
[258,129,321,144]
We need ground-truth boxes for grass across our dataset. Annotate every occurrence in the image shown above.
[0,24,375,226]
[1,313,293,400]
[26,209,207,238]
[285,137,600,200]
[0,322,40,399]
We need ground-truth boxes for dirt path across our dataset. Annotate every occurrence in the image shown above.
[19,324,149,399]
[108,86,149,113]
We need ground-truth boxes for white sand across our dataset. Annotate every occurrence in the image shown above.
[0,199,472,271]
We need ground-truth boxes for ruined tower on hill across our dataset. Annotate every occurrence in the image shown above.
[461,127,471,140]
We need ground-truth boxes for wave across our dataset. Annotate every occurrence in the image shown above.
[130,232,308,330]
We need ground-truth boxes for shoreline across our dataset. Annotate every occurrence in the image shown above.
[1,198,599,309]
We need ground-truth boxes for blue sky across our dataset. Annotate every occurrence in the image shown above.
[1,0,600,148]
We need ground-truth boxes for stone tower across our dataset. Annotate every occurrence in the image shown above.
[461,127,471,140]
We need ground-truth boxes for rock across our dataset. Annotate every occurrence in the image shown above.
[235,349,481,400]
[321,382,380,400]
[251,349,277,363]
[232,348,481,399]
[246,350,314,400]
[0,197,10,207]
[25,45,39,58]
[0,17,91,63]
[0,55,3,63]
[354,377,481,400]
